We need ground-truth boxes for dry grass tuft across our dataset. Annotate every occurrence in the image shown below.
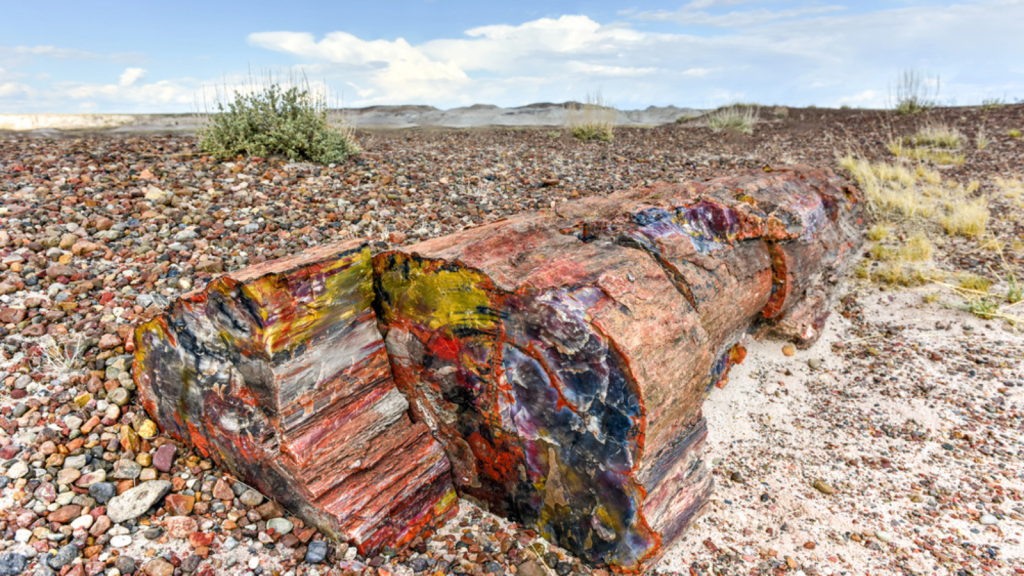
[995,177,1024,208]
[900,233,935,261]
[976,127,991,150]
[566,92,617,142]
[887,139,965,165]
[706,105,758,134]
[957,273,992,293]
[940,198,989,238]
[867,224,890,241]
[909,123,963,148]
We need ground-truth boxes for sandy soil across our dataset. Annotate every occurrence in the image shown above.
[659,288,1023,575]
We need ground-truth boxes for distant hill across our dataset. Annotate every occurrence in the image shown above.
[0,103,702,136]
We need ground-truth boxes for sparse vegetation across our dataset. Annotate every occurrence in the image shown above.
[867,224,890,241]
[939,198,989,238]
[900,233,935,261]
[887,140,966,165]
[772,106,789,119]
[965,297,1000,319]
[957,273,992,293]
[891,69,940,115]
[908,123,962,148]
[841,155,996,292]
[980,98,1005,111]
[566,92,616,142]
[976,127,990,150]
[36,334,85,376]
[1010,129,1023,138]
[1007,274,1023,303]
[887,122,967,165]
[706,105,758,134]
[995,177,1024,208]
[196,73,359,164]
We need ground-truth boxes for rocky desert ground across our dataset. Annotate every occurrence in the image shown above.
[0,103,1022,576]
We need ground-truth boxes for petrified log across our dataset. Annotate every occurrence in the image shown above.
[135,166,863,572]
[133,240,458,555]
[372,166,862,569]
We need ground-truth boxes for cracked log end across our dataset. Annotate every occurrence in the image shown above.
[134,166,864,572]
[132,239,458,555]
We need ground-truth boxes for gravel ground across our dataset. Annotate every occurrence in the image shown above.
[0,104,1022,576]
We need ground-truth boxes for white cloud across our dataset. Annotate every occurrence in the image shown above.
[119,67,147,86]
[634,3,845,27]
[0,82,34,98]
[240,3,1024,110]
[1,45,100,60]
[3,2,1024,113]
[837,89,885,108]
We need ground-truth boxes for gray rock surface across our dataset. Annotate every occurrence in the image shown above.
[106,480,172,523]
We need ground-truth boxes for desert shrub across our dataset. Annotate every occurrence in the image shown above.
[909,123,962,148]
[197,74,359,164]
[980,98,1005,111]
[891,70,939,115]
[566,92,616,142]
[706,105,758,134]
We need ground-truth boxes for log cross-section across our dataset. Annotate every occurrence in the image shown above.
[134,165,864,572]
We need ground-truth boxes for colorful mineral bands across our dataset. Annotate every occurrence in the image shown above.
[374,252,662,568]
[134,166,864,572]
[133,239,458,556]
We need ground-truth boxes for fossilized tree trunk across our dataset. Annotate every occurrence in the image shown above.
[134,166,864,572]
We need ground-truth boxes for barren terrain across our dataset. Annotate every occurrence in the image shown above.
[0,104,1022,576]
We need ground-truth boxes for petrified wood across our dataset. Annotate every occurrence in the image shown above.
[133,240,458,555]
[135,166,864,572]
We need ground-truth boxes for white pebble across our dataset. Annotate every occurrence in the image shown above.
[248,557,260,569]
[71,515,94,530]
[110,534,132,547]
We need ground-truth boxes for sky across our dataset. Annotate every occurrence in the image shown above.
[1,0,1022,113]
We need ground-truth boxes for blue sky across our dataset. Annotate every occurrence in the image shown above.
[1,0,1022,113]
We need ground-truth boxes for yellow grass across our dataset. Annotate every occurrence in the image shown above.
[957,273,992,293]
[909,122,962,148]
[841,155,989,237]
[900,233,934,261]
[940,198,989,238]
[867,224,890,241]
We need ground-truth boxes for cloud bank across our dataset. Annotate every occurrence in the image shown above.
[1,1,1023,113]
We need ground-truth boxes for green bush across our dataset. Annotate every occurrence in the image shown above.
[197,78,359,164]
